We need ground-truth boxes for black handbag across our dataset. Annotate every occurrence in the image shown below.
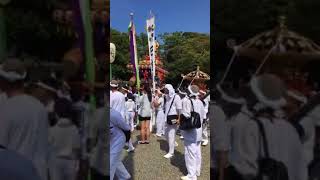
[166,95,178,125]
[254,118,289,180]
[180,99,201,130]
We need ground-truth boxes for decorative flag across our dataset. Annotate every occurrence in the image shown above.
[146,13,156,131]
[128,13,140,96]
[146,14,156,91]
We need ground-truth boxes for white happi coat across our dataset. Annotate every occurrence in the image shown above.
[299,105,320,166]
[211,103,229,169]
[181,97,205,143]
[110,91,126,119]
[90,107,108,176]
[110,108,131,180]
[164,84,182,155]
[228,106,259,177]
[259,117,307,180]
[203,95,210,119]
[156,96,165,135]
[49,118,80,180]
[125,99,135,130]
[0,95,49,180]
[181,97,205,180]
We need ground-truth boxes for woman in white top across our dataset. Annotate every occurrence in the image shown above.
[153,89,165,137]
[138,85,152,144]
[125,94,136,151]
[180,85,205,180]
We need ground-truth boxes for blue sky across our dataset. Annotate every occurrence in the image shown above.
[110,0,210,34]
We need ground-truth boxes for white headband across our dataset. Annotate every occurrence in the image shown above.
[178,89,187,95]
[250,77,286,110]
[36,82,57,94]
[287,90,307,104]
[188,85,199,97]
[110,82,118,88]
[216,84,246,104]
[0,68,27,82]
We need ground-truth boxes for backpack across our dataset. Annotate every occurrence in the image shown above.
[254,118,289,180]
[180,99,202,130]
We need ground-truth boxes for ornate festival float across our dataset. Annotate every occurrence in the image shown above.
[225,16,320,97]
[127,41,168,86]
[181,66,210,91]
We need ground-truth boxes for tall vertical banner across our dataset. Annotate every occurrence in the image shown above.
[129,13,140,96]
[146,14,156,130]
[129,13,141,124]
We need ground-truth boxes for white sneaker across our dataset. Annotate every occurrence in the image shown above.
[127,147,135,152]
[155,133,162,137]
[180,135,184,139]
[202,139,208,146]
[163,153,173,159]
[175,141,178,147]
[180,176,190,180]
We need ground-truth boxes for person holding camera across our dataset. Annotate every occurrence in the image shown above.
[163,84,182,159]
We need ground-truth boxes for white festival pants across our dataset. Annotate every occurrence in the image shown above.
[184,140,202,180]
[202,118,209,141]
[110,152,131,180]
[115,161,131,180]
[156,110,165,135]
[165,124,177,155]
[110,137,131,180]
[126,111,135,150]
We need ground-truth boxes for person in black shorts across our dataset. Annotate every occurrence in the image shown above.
[138,85,152,144]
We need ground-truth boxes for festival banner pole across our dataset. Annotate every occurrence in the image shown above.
[80,0,96,109]
[0,3,8,62]
[146,11,156,131]
[71,0,95,179]
[129,13,141,124]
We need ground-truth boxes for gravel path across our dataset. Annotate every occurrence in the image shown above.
[120,130,210,180]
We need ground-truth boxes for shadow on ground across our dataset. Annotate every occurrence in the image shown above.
[157,139,188,175]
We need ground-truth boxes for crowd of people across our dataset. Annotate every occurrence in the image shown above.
[109,79,210,180]
[211,73,320,180]
[0,58,108,180]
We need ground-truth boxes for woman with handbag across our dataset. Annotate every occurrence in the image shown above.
[163,84,182,159]
[138,85,152,144]
[180,85,205,180]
